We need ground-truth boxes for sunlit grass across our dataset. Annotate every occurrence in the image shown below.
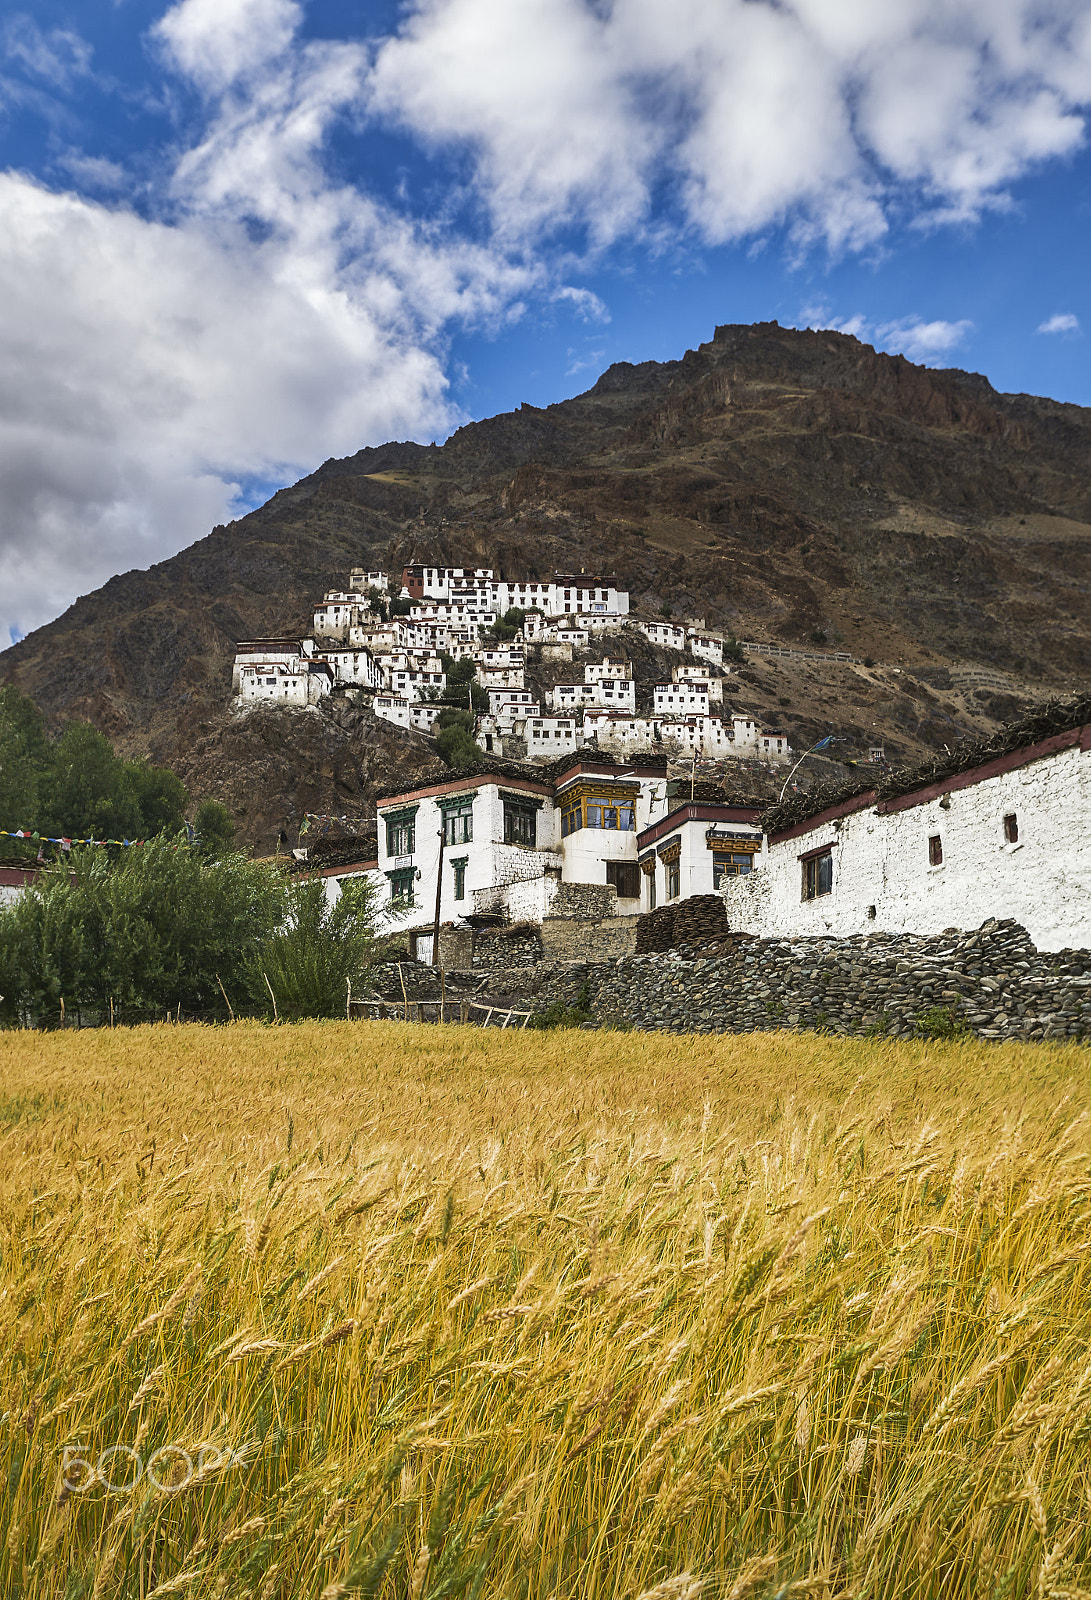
[1,1022,1090,1598]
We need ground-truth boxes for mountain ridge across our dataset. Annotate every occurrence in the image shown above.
[2,319,1089,850]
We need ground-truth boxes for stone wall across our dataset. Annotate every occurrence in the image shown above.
[636,895,730,953]
[471,924,544,974]
[525,919,1091,1043]
[540,916,637,963]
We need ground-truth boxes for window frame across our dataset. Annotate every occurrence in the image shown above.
[451,856,467,901]
[802,850,833,900]
[1004,813,1018,844]
[928,834,944,867]
[387,868,415,906]
[442,800,474,846]
[606,861,641,899]
[667,860,681,900]
[503,803,537,847]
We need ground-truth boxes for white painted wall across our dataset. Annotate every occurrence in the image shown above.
[722,742,1091,952]
[377,782,558,934]
[655,685,710,715]
[525,718,582,755]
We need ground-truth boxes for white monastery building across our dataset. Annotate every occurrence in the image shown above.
[723,712,1091,952]
[638,802,764,911]
[374,758,669,933]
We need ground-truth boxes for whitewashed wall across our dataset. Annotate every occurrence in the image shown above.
[376,783,558,934]
[723,743,1091,952]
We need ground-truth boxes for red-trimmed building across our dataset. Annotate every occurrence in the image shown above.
[0,861,44,906]
[637,802,764,911]
[722,711,1091,952]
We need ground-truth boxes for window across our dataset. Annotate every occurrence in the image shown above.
[386,816,415,857]
[451,857,467,901]
[585,796,636,830]
[1004,813,1019,843]
[504,803,537,847]
[713,851,755,886]
[443,800,473,845]
[648,872,656,909]
[802,851,833,899]
[606,861,640,899]
[928,834,943,867]
[388,868,415,906]
[667,861,680,899]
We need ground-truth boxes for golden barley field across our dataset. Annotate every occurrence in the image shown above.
[2,1022,1091,1600]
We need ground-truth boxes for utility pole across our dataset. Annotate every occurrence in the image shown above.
[432,822,446,968]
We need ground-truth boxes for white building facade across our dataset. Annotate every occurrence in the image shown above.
[376,773,558,934]
[723,725,1091,952]
[638,803,764,911]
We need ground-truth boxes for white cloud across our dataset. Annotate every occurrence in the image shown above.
[0,0,539,644]
[874,317,974,363]
[1037,311,1081,335]
[369,0,1091,250]
[54,151,130,191]
[0,174,459,645]
[2,15,93,89]
[153,0,302,96]
[798,309,973,365]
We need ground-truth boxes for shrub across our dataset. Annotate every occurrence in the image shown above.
[193,799,236,858]
[252,874,392,1023]
[0,840,286,1025]
[810,629,828,645]
[864,656,876,668]
[914,1005,970,1041]
[530,980,593,1029]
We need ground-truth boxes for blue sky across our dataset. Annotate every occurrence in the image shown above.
[2,0,1091,643]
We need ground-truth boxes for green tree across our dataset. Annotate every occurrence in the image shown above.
[193,799,236,858]
[438,656,488,711]
[0,840,287,1025]
[434,708,480,769]
[38,723,143,841]
[251,873,392,1022]
[126,760,189,837]
[0,687,48,853]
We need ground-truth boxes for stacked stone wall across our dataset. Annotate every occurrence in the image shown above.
[636,895,730,953]
[527,919,1091,1042]
[471,925,544,974]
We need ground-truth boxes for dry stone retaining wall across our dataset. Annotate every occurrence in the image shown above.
[529,918,1091,1042]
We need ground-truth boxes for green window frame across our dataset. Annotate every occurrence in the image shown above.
[383,804,418,858]
[503,803,537,847]
[437,791,476,846]
[451,856,467,901]
[443,801,473,845]
[387,868,415,906]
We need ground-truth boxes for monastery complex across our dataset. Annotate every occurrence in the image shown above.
[230,569,1091,955]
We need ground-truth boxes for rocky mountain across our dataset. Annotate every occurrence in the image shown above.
[2,320,1089,850]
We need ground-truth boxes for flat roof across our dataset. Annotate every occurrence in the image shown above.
[637,801,763,850]
[378,771,553,808]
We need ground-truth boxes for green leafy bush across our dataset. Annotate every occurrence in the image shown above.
[530,981,593,1030]
[0,840,286,1026]
[914,1005,970,1041]
[253,874,392,1023]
